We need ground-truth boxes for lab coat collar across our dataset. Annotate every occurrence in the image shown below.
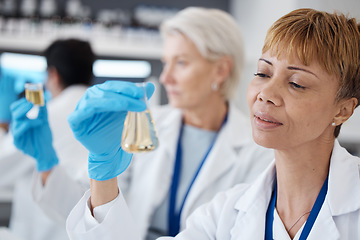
[233,160,275,213]
[187,102,252,184]
[157,102,252,182]
[327,140,360,216]
[180,102,253,223]
[297,139,360,239]
[231,161,276,239]
[231,140,360,239]
[154,105,183,164]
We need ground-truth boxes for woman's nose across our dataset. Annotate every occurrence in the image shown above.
[159,65,173,85]
[257,81,283,106]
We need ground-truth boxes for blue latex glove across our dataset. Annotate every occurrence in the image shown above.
[10,98,59,172]
[68,81,155,181]
[9,68,47,94]
[0,67,47,123]
[0,69,18,123]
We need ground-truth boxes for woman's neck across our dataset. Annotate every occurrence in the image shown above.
[182,99,228,131]
[274,140,334,238]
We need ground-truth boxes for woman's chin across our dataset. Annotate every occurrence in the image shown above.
[252,133,278,149]
[168,99,185,109]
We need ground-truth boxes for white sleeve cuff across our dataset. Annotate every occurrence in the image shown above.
[0,127,6,137]
[84,191,120,230]
[67,189,142,240]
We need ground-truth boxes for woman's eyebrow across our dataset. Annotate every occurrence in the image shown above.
[288,66,319,79]
[259,58,319,79]
[259,58,272,65]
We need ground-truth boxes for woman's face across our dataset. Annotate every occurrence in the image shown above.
[160,33,219,110]
[247,51,340,150]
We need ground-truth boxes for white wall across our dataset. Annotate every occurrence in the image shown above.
[297,0,360,19]
[229,0,296,116]
[230,0,360,151]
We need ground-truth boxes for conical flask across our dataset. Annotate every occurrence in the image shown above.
[121,82,159,153]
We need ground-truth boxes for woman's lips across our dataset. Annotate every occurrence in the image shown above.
[166,89,179,96]
[253,112,283,129]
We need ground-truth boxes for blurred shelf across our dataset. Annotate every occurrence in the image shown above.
[0,34,163,59]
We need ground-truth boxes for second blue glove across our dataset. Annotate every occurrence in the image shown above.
[11,98,59,171]
[0,69,18,123]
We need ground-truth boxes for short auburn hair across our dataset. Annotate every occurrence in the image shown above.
[263,8,360,137]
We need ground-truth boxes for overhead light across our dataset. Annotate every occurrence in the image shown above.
[93,59,151,78]
[0,52,47,71]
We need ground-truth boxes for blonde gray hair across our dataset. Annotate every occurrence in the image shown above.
[160,7,244,100]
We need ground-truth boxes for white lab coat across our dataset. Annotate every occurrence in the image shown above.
[66,140,360,240]
[66,103,275,240]
[119,103,274,238]
[0,85,89,240]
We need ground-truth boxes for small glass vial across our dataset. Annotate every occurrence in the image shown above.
[25,82,44,119]
[121,82,159,153]
[25,82,45,106]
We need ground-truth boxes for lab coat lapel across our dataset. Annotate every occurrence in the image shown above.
[180,104,252,221]
[327,140,360,216]
[150,107,183,205]
[306,140,360,240]
[126,106,182,237]
[230,141,360,240]
[231,162,276,239]
[306,202,340,240]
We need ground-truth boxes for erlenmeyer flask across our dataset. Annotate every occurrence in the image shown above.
[121,82,159,153]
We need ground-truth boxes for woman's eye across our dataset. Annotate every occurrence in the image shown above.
[254,73,269,78]
[289,82,305,89]
[177,60,186,66]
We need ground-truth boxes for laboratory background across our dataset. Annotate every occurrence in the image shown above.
[0,0,359,236]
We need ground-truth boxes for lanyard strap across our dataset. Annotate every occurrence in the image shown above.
[265,176,329,240]
[265,180,277,240]
[167,113,228,236]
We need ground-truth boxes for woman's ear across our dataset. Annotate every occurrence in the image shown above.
[47,67,61,86]
[333,97,358,125]
[215,56,233,85]
[46,67,64,98]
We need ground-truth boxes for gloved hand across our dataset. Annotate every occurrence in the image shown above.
[0,69,18,123]
[0,67,47,123]
[8,68,47,94]
[10,98,59,172]
[68,81,155,181]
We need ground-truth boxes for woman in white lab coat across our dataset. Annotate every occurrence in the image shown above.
[66,8,360,240]
[12,7,273,240]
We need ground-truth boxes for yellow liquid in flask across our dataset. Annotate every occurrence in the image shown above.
[121,110,159,153]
